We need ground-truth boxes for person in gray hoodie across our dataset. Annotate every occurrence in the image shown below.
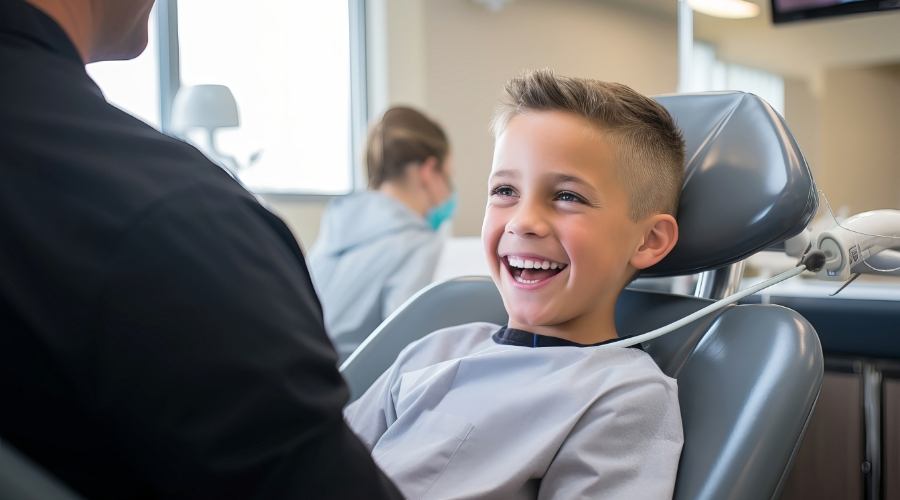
[309,107,455,362]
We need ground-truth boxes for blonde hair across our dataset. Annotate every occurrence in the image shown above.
[493,69,685,219]
[366,106,449,188]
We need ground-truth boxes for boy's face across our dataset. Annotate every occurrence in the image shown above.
[482,111,647,333]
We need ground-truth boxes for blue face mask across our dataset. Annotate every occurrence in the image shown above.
[426,192,457,231]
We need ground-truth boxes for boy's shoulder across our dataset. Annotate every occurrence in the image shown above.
[378,323,499,395]
[393,322,501,370]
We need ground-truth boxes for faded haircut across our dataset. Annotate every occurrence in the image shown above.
[492,69,685,219]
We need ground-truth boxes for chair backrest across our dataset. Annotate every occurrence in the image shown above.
[342,277,823,500]
[0,439,84,500]
[644,92,817,277]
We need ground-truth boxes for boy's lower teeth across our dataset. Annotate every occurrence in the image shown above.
[514,268,559,284]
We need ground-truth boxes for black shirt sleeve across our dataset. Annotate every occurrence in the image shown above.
[90,183,402,499]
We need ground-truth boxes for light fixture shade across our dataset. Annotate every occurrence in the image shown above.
[171,84,240,133]
[688,0,760,19]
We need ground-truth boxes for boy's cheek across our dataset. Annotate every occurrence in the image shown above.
[481,215,503,252]
[481,235,501,280]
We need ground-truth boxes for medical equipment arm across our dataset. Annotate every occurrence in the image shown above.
[614,209,900,349]
[857,248,900,277]
[810,209,900,281]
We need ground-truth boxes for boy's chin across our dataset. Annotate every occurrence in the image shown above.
[506,310,560,330]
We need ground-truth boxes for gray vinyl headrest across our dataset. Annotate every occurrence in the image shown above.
[642,92,818,277]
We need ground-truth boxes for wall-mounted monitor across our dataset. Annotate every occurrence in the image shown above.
[771,0,900,23]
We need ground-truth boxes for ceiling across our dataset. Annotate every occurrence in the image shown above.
[605,0,900,80]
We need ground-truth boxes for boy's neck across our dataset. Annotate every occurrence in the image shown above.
[507,311,619,345]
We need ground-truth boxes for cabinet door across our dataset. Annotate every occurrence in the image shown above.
[886,378,900,500]
[781,372,863,500]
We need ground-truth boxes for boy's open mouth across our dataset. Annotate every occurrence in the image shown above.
[503,255,568,285]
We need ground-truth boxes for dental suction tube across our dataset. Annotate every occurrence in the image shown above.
[600,251,827,351]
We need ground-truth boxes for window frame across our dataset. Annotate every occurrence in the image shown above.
[154,0,367,199]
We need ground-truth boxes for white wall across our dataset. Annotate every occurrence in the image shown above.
[817,64,900,213]
[260,197,327,251]
[782,64,900,216]
[783,77,821,178]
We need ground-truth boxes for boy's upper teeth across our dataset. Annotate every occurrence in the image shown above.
[507,256,564,270]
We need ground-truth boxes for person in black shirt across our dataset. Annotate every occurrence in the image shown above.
[0,1,402,498]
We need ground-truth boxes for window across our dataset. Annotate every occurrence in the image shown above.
[85,6,160,128]
[177,1,356,194]
[688,42,785,114]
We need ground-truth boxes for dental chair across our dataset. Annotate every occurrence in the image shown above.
[341,92,823,500]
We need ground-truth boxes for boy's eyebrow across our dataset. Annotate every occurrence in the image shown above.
[489,169,519,180]
[547,173,596,191]
[490,170,599,192]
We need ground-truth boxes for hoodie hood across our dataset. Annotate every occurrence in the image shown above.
[313,191,430,256]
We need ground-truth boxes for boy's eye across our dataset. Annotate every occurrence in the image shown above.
[490,185,517,198]
[554,191,587,204]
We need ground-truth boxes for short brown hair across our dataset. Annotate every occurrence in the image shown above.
[366,106,449,188]
[492,69,685,219]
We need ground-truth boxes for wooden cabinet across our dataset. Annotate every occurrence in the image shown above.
[885,379,899,500]
[780,365,900,500]
[781,372,863,500]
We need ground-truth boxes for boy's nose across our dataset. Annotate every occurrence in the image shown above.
[505,201,550,238]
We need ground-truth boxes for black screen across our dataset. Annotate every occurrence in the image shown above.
[771,0,900,23]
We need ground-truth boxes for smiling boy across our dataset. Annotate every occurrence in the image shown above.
[345,70,686,499]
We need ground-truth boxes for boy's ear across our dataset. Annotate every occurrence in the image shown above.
[630,214,679,270]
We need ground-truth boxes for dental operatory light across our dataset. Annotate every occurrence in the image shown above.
[688,0,760,19]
